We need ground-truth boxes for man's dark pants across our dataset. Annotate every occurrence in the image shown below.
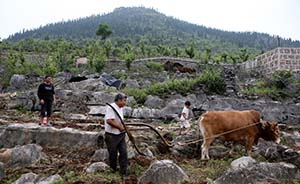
[105,132,128,176]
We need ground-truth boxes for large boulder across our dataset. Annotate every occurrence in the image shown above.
[8,74,41,92]
[144,95,164,109]
[6,91,36,111]
[88,106,106,116]
[88,92,135,106]
[0,123,104,148]
[123,79,140,89]
[231,156,257,170]
[86,162,109,173]
[171,132,200,158]
[254,138,300,168]
[63,113,88,120]
[8,74,26,91]
[12,173,62,184]
[132,107,161,119]
[215,162,300,184]
[37,174,63,184]
[91,149,109,162]
[161,94,198,120]
[55,90,90,113]
[0,144,45,168]
[281,131,300,147]
[0,162,4,180]
[88,105,132,117]
[13,172,38,184]
[66,78,108,91]
[127,143,154,159]
[138,160,189,184]
[160,99,185,120]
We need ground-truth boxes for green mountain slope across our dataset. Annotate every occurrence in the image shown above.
[6,7,300,54]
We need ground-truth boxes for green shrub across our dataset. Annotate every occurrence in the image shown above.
[123,52,135,71]
[124,88,147,104]
[240,70,297,100]
[199,69,226,94]
[123,68,225,104]
[111,72,128,80]
[271,70,293,89]
[145,61,164,72]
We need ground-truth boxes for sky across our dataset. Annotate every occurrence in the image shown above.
[0,0,300,41]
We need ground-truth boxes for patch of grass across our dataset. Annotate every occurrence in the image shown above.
[241,70,299,100]
[62,170,122,184]
[123,68,225,104]
[145,61,164,72]
[241,82,291,100]
[5,170,22,184]
[15,105,27,113]
[277,180,300,184]
[123,88,147,104]
[63,170,75,181]
[111,72,128,80]
[200,158,234,180]
[49,178,64,184]
[128,162,146,176]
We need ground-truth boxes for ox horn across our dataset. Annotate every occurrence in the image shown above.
[260,119,267,129]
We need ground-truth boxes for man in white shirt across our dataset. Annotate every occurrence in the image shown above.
[179,101,192,135]
[104,93,128,177]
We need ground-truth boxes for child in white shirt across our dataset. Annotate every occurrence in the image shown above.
[179,101,192,135]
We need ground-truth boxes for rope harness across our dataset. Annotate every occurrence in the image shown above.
[176,121,262,146]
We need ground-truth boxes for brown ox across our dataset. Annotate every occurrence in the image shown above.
[198,110,280,160]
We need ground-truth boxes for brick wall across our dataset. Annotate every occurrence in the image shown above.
[241,47,300,75]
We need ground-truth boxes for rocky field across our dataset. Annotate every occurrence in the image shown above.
[0,60,300,184]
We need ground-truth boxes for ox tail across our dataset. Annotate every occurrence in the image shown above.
[197,116,205,138]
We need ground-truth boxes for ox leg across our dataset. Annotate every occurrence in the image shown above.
[245,138,254,157]
[229,142,236,156]
[201,138,214,160]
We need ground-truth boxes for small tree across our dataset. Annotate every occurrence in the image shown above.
[96,23,112,40]
[230,54,238,65]
[103,40,112,58]
[185,43,195,59]
[43,57,58,76]
[93,52,106,73]
[173,47,181,57]
[221,52,228,63]
[239,48,249,62]
[124,43,133,54]
[123,52,135,71]
[139,40,146,57]
[204,48,212,65]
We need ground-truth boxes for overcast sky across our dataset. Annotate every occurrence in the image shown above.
[0,0,299,41]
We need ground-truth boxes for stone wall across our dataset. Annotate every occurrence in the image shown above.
[241,47,300,75]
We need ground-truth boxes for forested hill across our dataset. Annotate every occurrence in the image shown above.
[6,7,300,53]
